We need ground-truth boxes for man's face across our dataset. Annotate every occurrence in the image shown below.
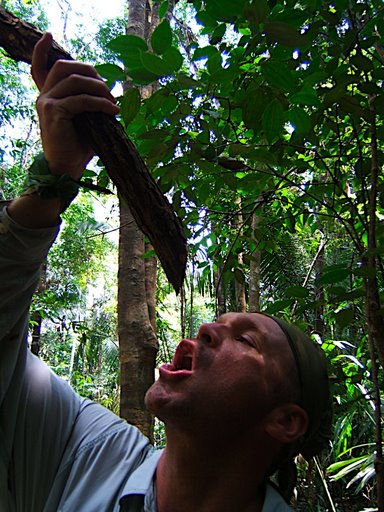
[145,312,295,437]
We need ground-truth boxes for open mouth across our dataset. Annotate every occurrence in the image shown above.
[159,340,195,378]
[173,341,194,370]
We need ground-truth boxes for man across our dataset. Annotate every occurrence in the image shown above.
[0,34,332,511]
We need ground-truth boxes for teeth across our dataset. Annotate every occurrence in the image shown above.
[175,355,192,370]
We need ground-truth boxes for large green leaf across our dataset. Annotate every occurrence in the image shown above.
[205,0,248,21]
[262,98,284,142]
[94,64,125,86]
[108,34,148,53]
[288,106,312,134]
[151,20,173,55]
[121,87,141,126]
[262,61,297,92]
[264,21,308,48]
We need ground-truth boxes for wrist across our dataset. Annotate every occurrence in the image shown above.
[21,153,80,212]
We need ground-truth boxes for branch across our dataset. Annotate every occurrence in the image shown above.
[0,6,187,292]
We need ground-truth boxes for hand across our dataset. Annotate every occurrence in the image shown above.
[31,33,120,179]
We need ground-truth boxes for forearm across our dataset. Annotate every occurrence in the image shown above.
[8,194,62,229]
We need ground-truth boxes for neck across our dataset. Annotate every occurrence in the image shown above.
[155,427,275,512]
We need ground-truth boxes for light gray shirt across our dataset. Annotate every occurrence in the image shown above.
[0,206,290,512]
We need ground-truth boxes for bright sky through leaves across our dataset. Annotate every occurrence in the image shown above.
[39,0,125,41]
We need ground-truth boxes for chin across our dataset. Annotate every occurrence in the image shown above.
[145,380,170,418]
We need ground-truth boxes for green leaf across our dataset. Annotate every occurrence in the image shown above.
[127,68,159,85]
[94,64,125,86]
[317,268,350,285]
[205,0,247,21]
[210,23,226,45]
[242,85,267,132]
[288,106,312,134]
[334,308,355,329]
[151,20,173,55]
[243,0,269,26]
[147,143,169,166]
[262,61,296,92]
[176,74,202,90]
[285,286,310,299]
[290,88,321,107]
[159,0,169,19]
[262,99,284,142]
[264,21,308,48]
[139,128,170,140]
[350,54,373,73]
[162,47,183,73]
[196,10,218,29]
[141,52,172,77]
[121,87,141,126]
[338,95,372,121]
[108,34,148,53]
[207,50,222,75]
[264,299,294,314]
[193,45,219,61]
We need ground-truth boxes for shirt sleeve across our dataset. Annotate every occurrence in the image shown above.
[0,206,59,402]
[0,205,82,511]
[0,206,154,512]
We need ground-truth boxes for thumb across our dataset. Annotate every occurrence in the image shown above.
[31,32,53,91]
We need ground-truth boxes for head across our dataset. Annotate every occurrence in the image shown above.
[146,312,331,464]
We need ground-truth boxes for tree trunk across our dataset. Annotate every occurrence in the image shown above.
[313,242,325,336]
[118,202,157,439]
[118,0,174,439]
[233,197,246,312]
[248,212,261,313]
[363,103,384,509]
[214,261,226,317]
[30,261,47,356]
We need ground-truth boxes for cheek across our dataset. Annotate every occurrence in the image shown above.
[209,351,270,404]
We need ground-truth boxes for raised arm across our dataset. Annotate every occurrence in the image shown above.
[0,35,125,512]
[8,32,119,228]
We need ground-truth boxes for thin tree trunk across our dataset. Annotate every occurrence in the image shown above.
[248,212,261,313]
[313,240,325,336]
[189,270,194,338]
[214,263,226,317]
[233,197,246,312]
[30,261,47,356]
[363,100,384,509]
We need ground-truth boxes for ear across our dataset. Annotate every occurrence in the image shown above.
[264,404,308,444]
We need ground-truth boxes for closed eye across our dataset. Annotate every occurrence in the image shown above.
[235,335,253,346]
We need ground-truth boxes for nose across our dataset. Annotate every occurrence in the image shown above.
[196,322,223,347]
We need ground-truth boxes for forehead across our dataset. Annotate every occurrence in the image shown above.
[217,312,279,333]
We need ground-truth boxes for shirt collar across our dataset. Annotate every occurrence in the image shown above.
[119,448,163,511]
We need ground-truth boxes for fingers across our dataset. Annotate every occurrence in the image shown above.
[40,70,116,107]
[32,33,118,110]
[41,61,104,95]
[31,32,53,91]
[37,94,120,119]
